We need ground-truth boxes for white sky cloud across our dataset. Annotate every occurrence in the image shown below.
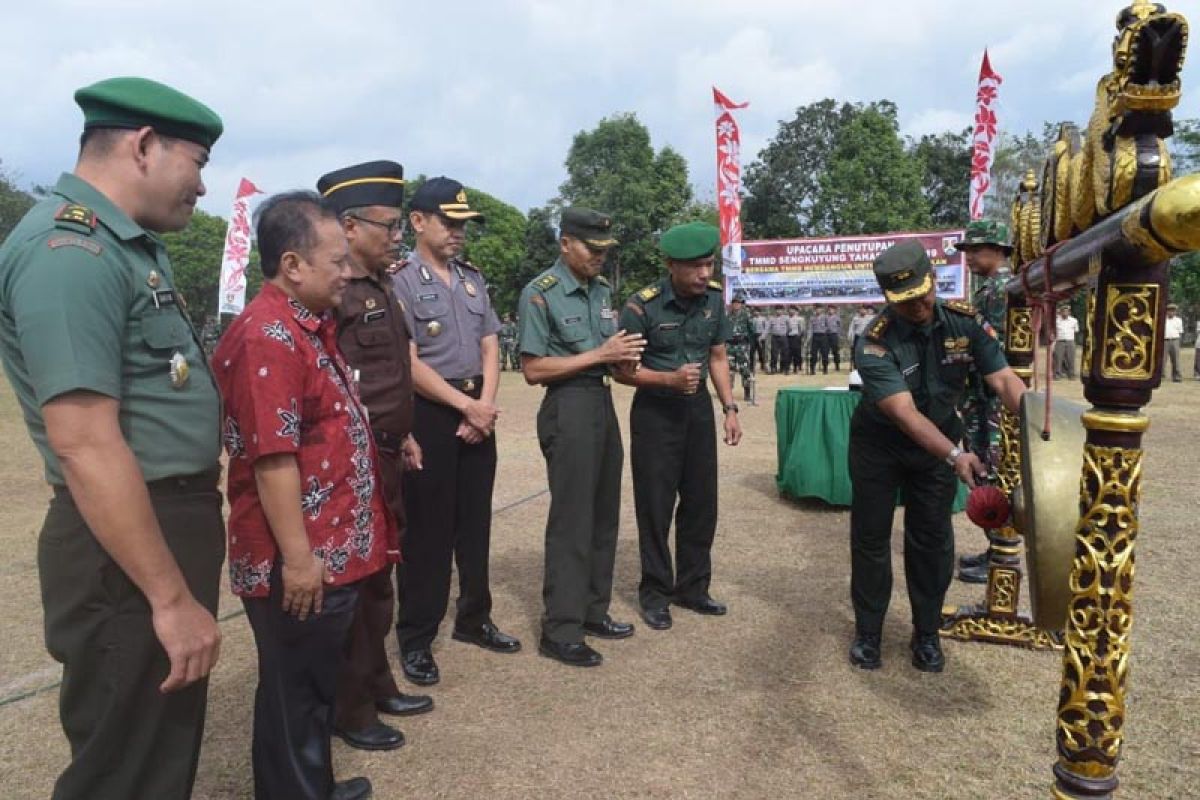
[2,0,1196,218]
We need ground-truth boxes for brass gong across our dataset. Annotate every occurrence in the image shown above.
[1012,391,1087,632]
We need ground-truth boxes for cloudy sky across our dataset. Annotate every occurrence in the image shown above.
[3,0,1196,217]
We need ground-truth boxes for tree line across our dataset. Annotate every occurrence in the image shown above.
[3,107,1199,330]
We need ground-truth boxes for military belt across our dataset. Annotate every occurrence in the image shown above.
[545,373,611,391]
[446,375,484,397]
[373,429,406,453]
[52,466,222,500]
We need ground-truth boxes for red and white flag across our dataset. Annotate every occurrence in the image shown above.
[713,87,749,274]
[968,51,1003,220]
[217,178,263,315]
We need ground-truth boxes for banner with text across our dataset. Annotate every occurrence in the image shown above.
[724,230,966,306]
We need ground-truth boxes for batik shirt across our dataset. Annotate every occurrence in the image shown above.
[214,283,397,597]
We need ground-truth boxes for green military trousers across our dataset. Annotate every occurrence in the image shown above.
[848,419,957,635]
[38,471,225,800]
[536,377,623,644]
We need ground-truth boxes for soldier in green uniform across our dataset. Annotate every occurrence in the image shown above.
[615,222,743,631]
[952,220,1012,583]
[0,77,226,800]
[498,313,518,370]
[724,292,756,403]
[517,208,644,667]
[848,240,1025,673]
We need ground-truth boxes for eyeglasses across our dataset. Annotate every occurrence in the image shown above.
[348,215,405,236]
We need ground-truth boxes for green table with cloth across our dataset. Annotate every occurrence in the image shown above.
[775,387,967,510]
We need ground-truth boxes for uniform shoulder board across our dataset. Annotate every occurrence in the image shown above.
[865,315,890,343]
[595,275,610,287]
[637,285,661,303]
[708,280,723,291]
[454,258,479,272]
[53,203,97,233]
[534,273,559,291]
[944,299,976,317]
[386,258,410,275]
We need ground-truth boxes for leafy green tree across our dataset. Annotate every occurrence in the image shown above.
[816,102,930,235]
[742,99,854,239]
[983,125,1058,221]
[911,128,972,229]
[506,205,559,314]
[1,161,37,242]
[557,113,692,297]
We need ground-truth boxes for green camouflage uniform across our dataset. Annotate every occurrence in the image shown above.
[960,268,1008,472]
[498,319,517,370]
[726,306,755,396]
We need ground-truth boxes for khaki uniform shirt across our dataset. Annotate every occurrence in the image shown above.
[335,269,413,438]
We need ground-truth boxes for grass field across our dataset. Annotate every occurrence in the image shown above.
[0,362,1197,799]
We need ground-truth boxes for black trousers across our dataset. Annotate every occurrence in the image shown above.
[809,332,830,373]
[537,381,623,644]
[771,334,788,373]
[848,418,958,634]
[850,335,861,368]
[38,473,224,800]
[336,448,403,730]
[754,337,767,371]
[829,334,841,370]
[787,334,804,373]
[243,565,360,800]
[630,391,718,610]
[397,393,496,652]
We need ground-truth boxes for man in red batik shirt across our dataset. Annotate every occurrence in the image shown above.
[214,191,394,800]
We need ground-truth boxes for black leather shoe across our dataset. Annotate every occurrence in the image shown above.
[640,606,673,630]
[332,777,373,800]
[849,631,882,670]
[911,632,946,673]
[452,622,522,653]
[583,617,635,639]
[957,549,989,569]
[538,636,603,667]
[376,693,434,717]
[401,649,439,686]
[957,562,989,584]
[674,595,728,615]
[333,721,405,752]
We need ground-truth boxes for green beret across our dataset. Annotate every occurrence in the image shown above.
[661,221,719,261]
[75,76,224,149]
[560,207,617,248]
[874,240,934,303]
[955,219,1013,252]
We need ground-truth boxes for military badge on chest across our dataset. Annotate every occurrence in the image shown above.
[941,336,973,365]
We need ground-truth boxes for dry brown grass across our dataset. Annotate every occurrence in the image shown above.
[1,359,1197,799]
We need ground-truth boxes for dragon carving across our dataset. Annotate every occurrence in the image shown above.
[1012,0,1188,266]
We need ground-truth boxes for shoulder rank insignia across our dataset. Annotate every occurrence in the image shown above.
[386,258,409,275]
[53,203,97,232]
[535,274,559,291]
[595,275,610,287]
[865,315,890,343]
[708,280,723,291]
[454,258,479,273]
[637,285,661,302]
[943,299,976,317]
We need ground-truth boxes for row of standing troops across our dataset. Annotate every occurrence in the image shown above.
[0,77,744,800]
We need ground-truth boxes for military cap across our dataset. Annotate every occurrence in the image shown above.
[1167,302,1179,310]
[731,291,747,304]
[317,160,405,213]
[660,221,719,261]
[409,176,484,222]
[874,240,934,304]
[560,207,618,248]
[74,76,223,149]
[955,219,1013,252]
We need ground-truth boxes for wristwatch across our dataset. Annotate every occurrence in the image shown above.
[945,446,963,467]
[723,402,740,414]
